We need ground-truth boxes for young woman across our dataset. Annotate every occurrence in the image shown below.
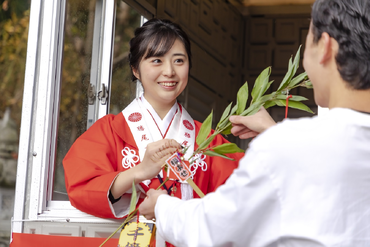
[63,19,244,221]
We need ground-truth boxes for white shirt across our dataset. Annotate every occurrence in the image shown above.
[155,108,370,247]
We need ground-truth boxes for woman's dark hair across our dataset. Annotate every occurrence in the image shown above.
[129,18,192,81]
[311,0,370,90]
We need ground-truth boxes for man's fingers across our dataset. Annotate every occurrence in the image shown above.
[229,115,246,125]
[231,124,247,135]
[231,124,253,136]
[146,189,155,197]
[140,189,167,220]
[239,131,258,139]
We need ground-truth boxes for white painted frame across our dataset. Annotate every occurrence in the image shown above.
[13,0,62,233]
[13,0,155,237]
[12,0,118,232]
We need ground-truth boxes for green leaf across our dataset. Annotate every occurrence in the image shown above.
[289,72,308,88]
[197,134,216,151]
[203,150,235,161]
[264,100,276,109]
[275,94,308,102]
[241,101,264,116]
[251,67,271,103]
[128,181,137,215]
[265,80,274,95]
[236,81,249,114]
[275,99,314,114]
[258,92,275,104]
[292,45,302,73]
[217,102,233,128]
[277,56,294,91]
[288,101,314,114]
[277,46,302,91]
[230,104,238,115]
[219,104,238,130]
[303,80,313,89]
[274,99,285,107]
[212,143,244,154]
[221,124,233,135]
[196,111,213,146]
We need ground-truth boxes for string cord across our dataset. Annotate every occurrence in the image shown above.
[285,95,292,118]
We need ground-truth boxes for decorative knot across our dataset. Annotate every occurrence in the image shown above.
[121,147,139,169]
[189,153,208,178]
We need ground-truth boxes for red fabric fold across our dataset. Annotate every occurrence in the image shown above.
[10,233,118,247]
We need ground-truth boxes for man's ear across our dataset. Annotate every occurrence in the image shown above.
[132,66,140,80]
[319,32,334,65]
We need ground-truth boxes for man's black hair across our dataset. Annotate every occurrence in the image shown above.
[311,0,370,90]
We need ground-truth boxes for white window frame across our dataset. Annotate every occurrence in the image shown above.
[13,0,155,234]
[12,0,118,233]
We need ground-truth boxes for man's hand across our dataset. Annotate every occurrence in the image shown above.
[229,107,276,139]
[139,189,167,220]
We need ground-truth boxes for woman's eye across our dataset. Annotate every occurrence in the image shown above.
[175,59,184,63]
[152,59,161,63]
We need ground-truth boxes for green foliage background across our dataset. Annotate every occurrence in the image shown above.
[0,0,30,128]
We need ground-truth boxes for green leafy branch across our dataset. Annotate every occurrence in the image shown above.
[189,46,313,161]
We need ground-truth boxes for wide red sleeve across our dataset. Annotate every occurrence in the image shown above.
[63,114,123,218]
[193,121,245,195]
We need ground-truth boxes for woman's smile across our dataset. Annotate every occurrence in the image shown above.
[159,81,178,88]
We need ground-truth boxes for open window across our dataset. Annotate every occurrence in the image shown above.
[13,0,154,237]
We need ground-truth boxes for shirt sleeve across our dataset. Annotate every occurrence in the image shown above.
[154,146,281,247]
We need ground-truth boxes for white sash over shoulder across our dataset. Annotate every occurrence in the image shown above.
[121,98,206,246]
[121,98,205,186]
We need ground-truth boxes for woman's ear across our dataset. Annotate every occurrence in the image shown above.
[132,66,140,80]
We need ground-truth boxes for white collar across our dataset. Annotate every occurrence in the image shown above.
[141,95,178,136]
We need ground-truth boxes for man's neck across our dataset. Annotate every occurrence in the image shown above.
[329,81,370,113]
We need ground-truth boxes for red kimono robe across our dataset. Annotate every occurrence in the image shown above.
[63,111,244,219]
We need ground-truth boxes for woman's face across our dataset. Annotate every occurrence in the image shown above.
[133,39,189,108]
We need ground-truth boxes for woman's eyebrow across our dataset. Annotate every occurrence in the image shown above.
[173,53,186,57]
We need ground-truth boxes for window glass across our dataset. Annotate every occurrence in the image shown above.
[0,0,31,243]
[110,1,141,115]
[53,0,96,200]
[53,0,141,201]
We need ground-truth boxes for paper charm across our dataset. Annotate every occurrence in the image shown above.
[165,153,191,182]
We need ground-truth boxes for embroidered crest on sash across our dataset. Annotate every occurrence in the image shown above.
[185,132,190,138]
[183,120,194,130]
[128,112,142,122]
[121,147,139,169]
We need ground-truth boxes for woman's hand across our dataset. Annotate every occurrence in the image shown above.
[110,139,180,200]
[229,107,276,139]
[136,139,181,181]
[139,189,167,221]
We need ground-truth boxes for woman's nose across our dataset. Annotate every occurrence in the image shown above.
[162,62,175,77]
